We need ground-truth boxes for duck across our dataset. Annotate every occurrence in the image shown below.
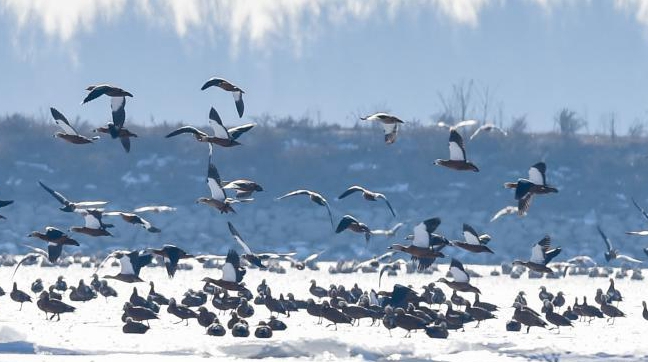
[96,249,153,283]
[436,258,481,294]
[54,276,67,291]
[389,217,448,271]
[148,245,194,278]
[338,185,396,217]
[463,301,496,327]
[393,307,427,337]
[434,129,479,172]
[236,297,255,318]
[10,282,32,310]
[122,317,149,334]
[451,223,494,254]
[264,288,288,317]
[512,235,561,274]
[227,222,294,269]
[553,291,566,310]
[381,306,398,336]
[99,281,118,300]
[512,302,547,333]
[83,84,136,152]
[27,227,79,262]
[254,321,273,338]
[165,107,251,147]
[167,298,198,325]
[371,223,404,238]
[222,179,263,199]
[129,287,148,308]
[473,294,498,312]
[538,286,554,303]
[38,181,108,213]
[276,190,334,228]
[542,300,572,333]
[49,107,99,144]
[122,302,158,326]
[306,298,324,324]
[31,278,44,294]
[339,301,374,326]
[600,298,625,324]
[201,77,245,118]
[69,209,113,237]
[580,296,604,323]
[268,316,287,331]
[48,286,62,300]
[197,155,250,214]
[335,215,372,245]
[207,320,227,336]
[147,281,169,305]
[104,211,161,233]
[597,226,642,264]
[321,300,352,330]
[231,321,250,337]
[198,307,218,328]
[425,321,449,339]
[201,249,247,291]
[505,162,558,216]
[360,112,404,144]
[37,291,75,321]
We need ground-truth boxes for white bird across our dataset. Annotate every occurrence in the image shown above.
[277,190,334,228]
[469,123,507,140]
[490,206,518,222]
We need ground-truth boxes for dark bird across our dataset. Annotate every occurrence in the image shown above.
[463,301,496,327]
[96,249,153,283]
[642,301,648,321]
[389,217,448,270]
[539,286,554,303]
[504,162,558,216]
[104,211,161,233]
[335,215,372,245]
[123,302,158,326]
[168,298,198,325]
[165,107,253,147]
[222,179,264,199]
[473,294,498,312]
[49,107,99,144]
[321,300,352,330]
[277,189,334,228]
[579,297,604,323]
[10,282,32,310]
[512,235,561,273]
[0,197,12,219]
[512,302,547,333]
[626,198,648,237]
[123,317,149,334]
[360,112,404,144]
[425,321,449,339]
[600,298,625,324]
[606,278,623,303]
[83,84,136,152]
[597,225,642,264]
[338,185,396,217]
[542,300,572,332]
[394,307,427,337]
[436,258,481,294]
[451,223,494,254]
[207,321,227,336]
[148,245,194,278]
[201,77,245,118]
[309,280,328,299]
[37,291,75,321]
[434,129,479,172]
[198,307,218,328]
[31,278,44,294]
[38,180,108,212]
[201,249,247,291]
[254,321,273,338]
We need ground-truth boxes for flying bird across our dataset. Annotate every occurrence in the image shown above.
[469,123,507,140]
[512,235,562,273]
[132,205,177,213]
[451,224,494,254]
[360,113,404,144]
[490,206,518,222]
[201,77,245,118]
[69,209,113,237]
[389,217,447,270]
[276,189,334,228]
[222,179,264,199]
[197,155,251,214]
[165,108,254,147]
[201,249,247,291]
[83,84,136,153]
[96,249,154,283]
[38,181,108,212]
[597,225,642,264]
[148,245,194,278]
[371,223,404,238]
[505,162,558,216]
[338,185,396,217]
[49,107,99,144]
[227,222,294,269]
[625,198,648,237]
[335,215,372,245]
[13,246,64,278]
[436,258,481,294]
[104,211,161,233]
[27,227,79,263]
[0,197,12,220]
[434,129,479,172]
[436,119,477,130]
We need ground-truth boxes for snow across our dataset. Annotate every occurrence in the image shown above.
[0,262,647,361]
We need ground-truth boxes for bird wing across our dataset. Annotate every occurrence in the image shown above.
[462,224,481,245]
[208,107,231,139]
[381,197,397,217]
[75,201,108,208]
[233,91,244,118]
[449,258,470,283]
[76,210,101,229]
[338,186,365,199]
[228,123,255,140]
[335,215,357,233]
[528,162,547,186]
[616,254,642,264]
[133,205,176,213]
[207,161,226,201]
[626,231,648,236]
[469,126,484,140]
[222,249,243,283]
[82,85,109,104]
[13,250,46,279]
[596,225,613,252]
[323,201,335,229]
[276,190,311,200]
[448,130,467,161]
[50,107,79,135]
[201,77,224,90]
[304,249,326,264]
[383,123,398,144]
[631,198,648,222]
[228,222,253,255]
[490,206,518,222]
[530,236,552,264]
[165,126,208,138]
[120,136,131,153]
[454,119,478,129]
[111,96,126,129]
[38,181,70,206]
[389,222,404,234]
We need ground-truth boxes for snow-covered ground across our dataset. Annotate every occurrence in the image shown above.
[0,262,646,362]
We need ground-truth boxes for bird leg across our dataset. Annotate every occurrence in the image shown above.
[526,326,531,334]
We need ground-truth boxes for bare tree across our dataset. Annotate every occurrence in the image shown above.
[628,120,645,139]
[554,108,586,136]
[509,114,528,135]
[437,80,475,123]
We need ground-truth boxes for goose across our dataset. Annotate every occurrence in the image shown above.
[148,245,194,278]
[463,301,496,327]
[626,198,648,236]
[96,249,153,283]
[254,321,273,338]
[166,108,253,147]
[122,317,149,334]
[512,302,547,333]
[167,298,198,325]
[83,84,136,153]
[31,279,44,294]
[321,300,352,330]
[606,278,623,303]
[451,223,494,254]
[600,298,625,324]
[541,300,572,332]
[37,291,75,321]
[512,235,561,273]
[123,302,158,326]
[201,249,247,291]
[70,209,112,237]
[13,244,71,278]
[10,282,32,310]
[103,211,161,233]
[38,181,108,212]
[389,217,448,270]
[197,155,251,214]
[504,162,558,216]
[49,107,99,144]
[201,77,245,118]
[227,222,294,269]
[337,185,396,217]
[434,129,479,172]
[360,112,404,144]
[147,281,169,305]
[597,225,642,264]
[469,123,507,140]
[436,258,481,294]
[276,189,334,228]
[393,307,427,337]
[221,179,263,199]
[335,215,372,245]
[370,223,404,238]
[27,226,79,248]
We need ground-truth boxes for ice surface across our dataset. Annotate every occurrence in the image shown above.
[0,262,646,361]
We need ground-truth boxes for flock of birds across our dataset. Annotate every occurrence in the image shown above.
[0,78,648,342]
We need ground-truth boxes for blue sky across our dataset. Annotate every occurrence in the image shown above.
[1,0,648,132]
